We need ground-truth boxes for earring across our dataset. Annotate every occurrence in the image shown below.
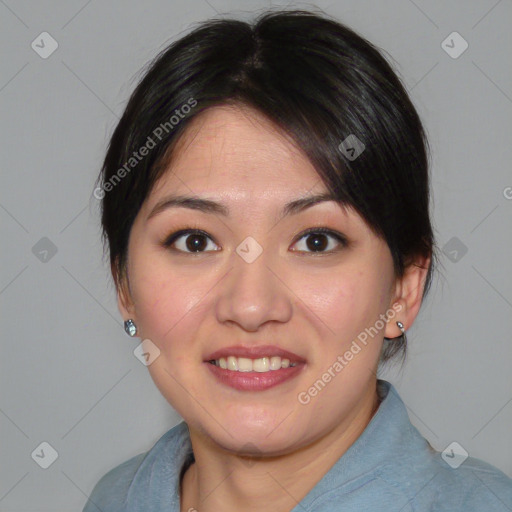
[124,319,137,337]
[396,321,405,335]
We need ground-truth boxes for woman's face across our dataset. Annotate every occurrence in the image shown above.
[118,105,401,455]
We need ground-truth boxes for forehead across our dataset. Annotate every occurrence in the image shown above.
[149,105,326,201]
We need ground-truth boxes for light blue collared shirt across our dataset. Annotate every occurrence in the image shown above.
[82,380,512,511]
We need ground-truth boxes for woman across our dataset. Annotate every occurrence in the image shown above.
[84,9,512,512]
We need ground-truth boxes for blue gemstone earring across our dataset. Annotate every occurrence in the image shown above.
[124,319,137,337]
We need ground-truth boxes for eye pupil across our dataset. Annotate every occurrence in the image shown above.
[307,234,328,252]
[186,234,207,252]
[167,229,343,255]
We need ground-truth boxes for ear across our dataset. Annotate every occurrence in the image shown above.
[112,260,136,320]
[384,254,431,339]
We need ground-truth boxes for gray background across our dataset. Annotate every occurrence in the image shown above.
[1,0,511,510]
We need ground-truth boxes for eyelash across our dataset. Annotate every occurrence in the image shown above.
[161,226,348,255]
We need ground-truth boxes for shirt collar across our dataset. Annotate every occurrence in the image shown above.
[125,379,428,511]
[293,379,432,509]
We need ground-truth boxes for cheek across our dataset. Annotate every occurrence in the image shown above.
[308,266,391,346]
[129,255,208,354]
[129,257,212,404]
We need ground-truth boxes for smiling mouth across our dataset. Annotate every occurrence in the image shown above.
[205,359,304,392]
[204,345,306,390]
[208,356,297,372]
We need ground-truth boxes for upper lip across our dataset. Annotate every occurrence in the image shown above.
[205,345,306,364]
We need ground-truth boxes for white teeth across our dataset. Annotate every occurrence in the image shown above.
[213,356,296,372]
[252,357,270,372]
[253,357,269,372]
[237,357,253,372]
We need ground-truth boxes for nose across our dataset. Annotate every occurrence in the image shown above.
[214,246,293,332]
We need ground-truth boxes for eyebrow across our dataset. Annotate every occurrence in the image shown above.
[147,192,342,221]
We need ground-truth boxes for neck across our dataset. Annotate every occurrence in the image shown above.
[180,382,380,512]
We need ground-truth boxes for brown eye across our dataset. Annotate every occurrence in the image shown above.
[291,228,347,254]
[162,227,347,255]
[164,230,220,253]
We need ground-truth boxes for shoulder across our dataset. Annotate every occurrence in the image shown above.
[82,421,191,512]
[373,382,512,510]
[378,445,512,511]
[82,452,147,512]
[428,454,512,511]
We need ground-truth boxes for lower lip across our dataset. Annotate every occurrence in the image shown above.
[205,362,305,391]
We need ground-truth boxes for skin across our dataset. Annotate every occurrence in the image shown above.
[116,105,430,512]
